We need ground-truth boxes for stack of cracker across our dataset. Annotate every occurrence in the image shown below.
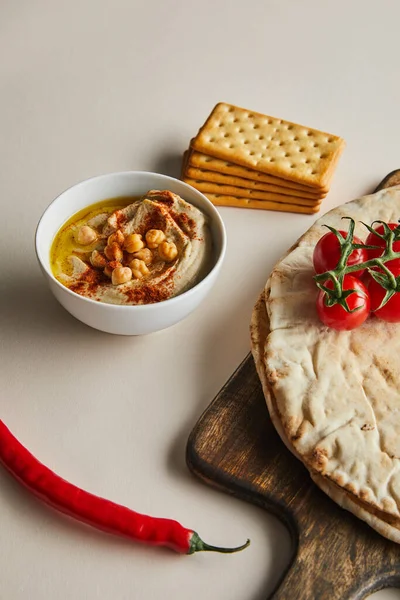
[182,103,345,214]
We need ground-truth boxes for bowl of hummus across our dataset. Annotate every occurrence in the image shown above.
[36,171,226,335]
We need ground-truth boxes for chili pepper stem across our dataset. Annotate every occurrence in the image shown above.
[188,532,250,554]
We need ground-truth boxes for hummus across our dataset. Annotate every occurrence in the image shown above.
[50,190,212,305]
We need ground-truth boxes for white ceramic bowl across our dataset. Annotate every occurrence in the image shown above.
[35,171,226,335]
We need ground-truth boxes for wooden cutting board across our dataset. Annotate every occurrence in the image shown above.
[186,170,400,600]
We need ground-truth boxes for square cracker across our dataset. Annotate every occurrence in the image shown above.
[189,149,329,193]
[191,103,345,189]
[204,193,321,214]
[183,167,326,200]
[182,177,323,206]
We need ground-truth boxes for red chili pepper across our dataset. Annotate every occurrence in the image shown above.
[0,420,249,555]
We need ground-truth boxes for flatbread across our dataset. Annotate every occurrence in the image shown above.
[250,185,400,542]
[251,291,400,543]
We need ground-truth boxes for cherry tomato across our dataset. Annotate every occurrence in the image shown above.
[369,266,400,322]
[313,230,368,277]
[316,275,370,330]
[365,223,400,270]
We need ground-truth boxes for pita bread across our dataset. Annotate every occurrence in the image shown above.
[250,186,400,542]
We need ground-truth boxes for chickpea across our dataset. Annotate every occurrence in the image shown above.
[104,260,122,278]
[158,241,178,262]
[108,230,125,246]
[132,247,153,265]
[130,258,150,279]
[76,225,97,246]
[104,242,123,262]
[145,229,166,249]
[90,250,107,269]
[124,233,145,253]
[111,266,132,286]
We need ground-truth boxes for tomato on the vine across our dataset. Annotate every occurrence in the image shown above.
[365,223,400,270]
[313,230,368,277]
[316,275,370,330]
[369,266,400,322]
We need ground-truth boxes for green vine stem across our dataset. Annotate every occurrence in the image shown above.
[313,218,400,311]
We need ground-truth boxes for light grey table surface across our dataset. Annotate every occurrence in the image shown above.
[1,1,400,598]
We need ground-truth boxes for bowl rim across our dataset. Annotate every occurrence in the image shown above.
[35,170,227,311]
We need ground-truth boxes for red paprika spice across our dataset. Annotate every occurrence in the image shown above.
[0,420,249,555]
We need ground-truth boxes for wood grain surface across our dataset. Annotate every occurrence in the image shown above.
[186,171,400,600]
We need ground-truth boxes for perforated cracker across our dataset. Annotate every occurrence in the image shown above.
[189,150,328,192]
[183,177,323,206]
[205,193,321,214]
[183,168,326,200]
[192,103,345,189]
